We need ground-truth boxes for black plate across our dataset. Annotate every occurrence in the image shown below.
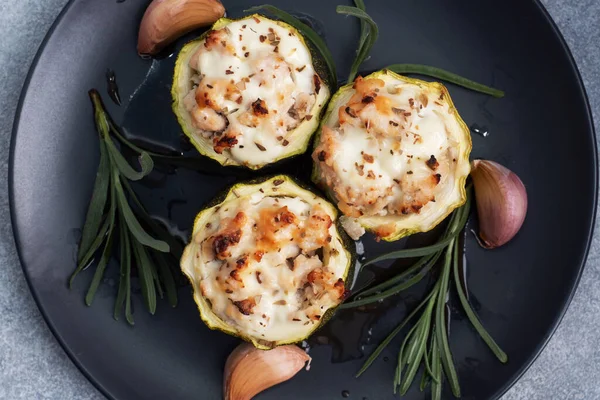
[9,0,597,399]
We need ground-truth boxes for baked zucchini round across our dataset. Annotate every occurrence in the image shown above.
[312,70,471,241]
[172,15,330,170]
[180,176,354,349]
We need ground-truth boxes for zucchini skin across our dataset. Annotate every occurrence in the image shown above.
[181,174,356,349]
[172,15,331,170]
[311,69,472,242]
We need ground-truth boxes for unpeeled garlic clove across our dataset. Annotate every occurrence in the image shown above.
[471,159,528,249]
[137,0,225,56]
[224,343,311,400]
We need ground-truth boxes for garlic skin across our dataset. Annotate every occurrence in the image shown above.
[471,160,527,249]
[137,0,225,56]
[224,343,311,400]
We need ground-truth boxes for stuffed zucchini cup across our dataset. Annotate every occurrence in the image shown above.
[180,176,353,349]
[172,15,330,170]
[312,70,471,241]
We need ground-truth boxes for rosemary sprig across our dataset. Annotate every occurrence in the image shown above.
[343,189,470,308]
[245,5,337,86]
[340,252,440,309]
[355,290,436,377]
[386,63,505,98]
[70,90,180,324]
[435,240,461,397]
[361,234,457,267]
[337,4,378,84]
[350,190,507,398]
[337,4,504,96]
[354,0,368,61]
[452,237,508,362]
[332,5,507,393]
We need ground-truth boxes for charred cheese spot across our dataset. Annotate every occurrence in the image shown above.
[426,155,439,170]
[251,98,269,115]
[212,212,246,258]
[313,74,321,94]
[213,230,242,259]
[213,134,239,154]
[235,255,249,269]
[233,297,257,315]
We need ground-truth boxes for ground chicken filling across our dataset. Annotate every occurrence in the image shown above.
[194,193,347,343]
[182,16,324,166]
[313,76,461,224]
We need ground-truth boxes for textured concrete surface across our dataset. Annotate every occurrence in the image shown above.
[0,0,598,399]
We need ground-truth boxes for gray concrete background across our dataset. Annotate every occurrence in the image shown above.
[0,0,598,399]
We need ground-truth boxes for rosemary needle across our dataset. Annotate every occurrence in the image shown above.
[114,174,169,253]
[355,289,436,378]
[78,140,110,262]
[354,0,368,69]
[105,137,153,181]
[354,253,435,298]
[337,5,378,84]
[131,237,157,315]
[361,234,458,266]
[386,63,505,98]
[399,305,433,395]
[435,241,461,397]
[422,339,438,385]
[452,238,508,362]
[343,0,369,83]
[395,321,420,392]
[85,220,115,306]
[431,335,442,400]
[114,219,129,321]
[340,260,435,309]
[123,224,134,325]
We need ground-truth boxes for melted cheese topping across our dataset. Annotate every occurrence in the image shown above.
[313,72,469,239]
[182,16,327,167]
[189,187,348,343]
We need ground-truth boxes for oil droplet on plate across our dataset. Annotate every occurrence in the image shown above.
[106,69,121,106]
[470,123,489,137]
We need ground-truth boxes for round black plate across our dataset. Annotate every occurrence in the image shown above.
[9,0,597,399]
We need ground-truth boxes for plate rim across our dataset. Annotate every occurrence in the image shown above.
[8,1,598,399]
[486,2,598,397]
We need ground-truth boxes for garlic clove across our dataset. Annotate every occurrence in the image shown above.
[471,159,528,249]
[137,0,225,56]
[224,343,311,400]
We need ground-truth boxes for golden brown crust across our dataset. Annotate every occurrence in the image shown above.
[313,77,453,219]
[212,212,246,258]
